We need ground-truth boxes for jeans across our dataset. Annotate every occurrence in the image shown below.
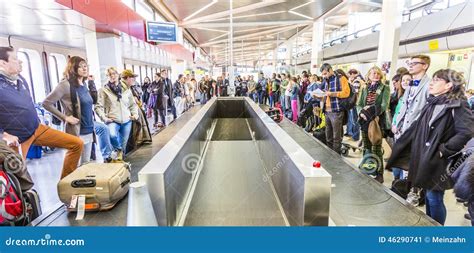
[425,189,447,225]
[469,200,474,226]
[94,121,112,159]
[257,91,263,104]
[200,94,208,104]
[249,92,255,102]
[346,108,360,141]
[108,121,132,154]
[170,104,177,119]
[392,167,404,180]
[79,133,93,165]
[269,93,274,107]
[325,112,344,154]
[153,108,166,125]
[280,94,286,110]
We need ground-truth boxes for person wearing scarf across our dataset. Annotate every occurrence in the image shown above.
[386,69,474,225]
[95,67,138,161]
[43,56,95,166]
[357,66,390,183]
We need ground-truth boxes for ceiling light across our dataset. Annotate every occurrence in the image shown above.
[183,0,218,21]
[289,10,313,20]
[195,27,228,33]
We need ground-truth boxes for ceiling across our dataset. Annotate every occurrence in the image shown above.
[0,0,96,48]
[152,0,344,66]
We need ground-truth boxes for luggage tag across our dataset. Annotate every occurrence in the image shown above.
[75,195,86,220]
[69,195,78,209]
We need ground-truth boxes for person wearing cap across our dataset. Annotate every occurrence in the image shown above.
[95,67,139,160]
[121,69,152,152]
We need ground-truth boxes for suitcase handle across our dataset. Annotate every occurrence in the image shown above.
[71,179,96,188]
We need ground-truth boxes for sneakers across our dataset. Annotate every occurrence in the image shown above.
[116,150,123,161]
[110,150,124,162]
[406,189,420,207]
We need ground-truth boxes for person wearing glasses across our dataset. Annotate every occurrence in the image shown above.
[43,56,95,166]
[0,47,83,180]
[95,67,139,161]
[387,69,474,224]
[393,55,431,140]
[391,55,431,207]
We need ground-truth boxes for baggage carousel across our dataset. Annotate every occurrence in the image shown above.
[33,97,438,226]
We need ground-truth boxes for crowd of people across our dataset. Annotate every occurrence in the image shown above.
[1,45,474,226]
[239,55,474,226]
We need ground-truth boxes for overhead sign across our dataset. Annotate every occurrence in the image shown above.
[146,21,177,43]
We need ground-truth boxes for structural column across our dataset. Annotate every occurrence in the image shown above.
[285,39,293,75]
[310,19,324,74]
[84,32,102,87]
[84,33,124,86]
[273,47,278,73]
[229,0,235,91]
[376,0,404,79]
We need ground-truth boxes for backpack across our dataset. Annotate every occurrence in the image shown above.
[340,83,357,111]
[0,142,40,226]
[0,156,26,225]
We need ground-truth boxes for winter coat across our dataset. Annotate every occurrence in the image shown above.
[95,81,139,124]
[394,74,430,137]
[452,139,474,201]
[386,98,474,191]
[149,80,165,110]
[163,78,174,106]
[356,81,391,133]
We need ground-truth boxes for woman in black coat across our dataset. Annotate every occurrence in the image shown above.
[149,73,166,128]
[386,69,474,225]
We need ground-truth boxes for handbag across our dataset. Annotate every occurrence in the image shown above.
[368,116,382,145]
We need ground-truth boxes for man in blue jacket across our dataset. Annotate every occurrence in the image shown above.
[0,47,83,179]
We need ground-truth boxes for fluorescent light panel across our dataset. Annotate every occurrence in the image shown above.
[195,27,228,33]
[183,0,218,21]
[206,10,287,22]
[289,10,313,20]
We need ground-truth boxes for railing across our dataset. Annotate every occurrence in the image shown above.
[319,0,467,51]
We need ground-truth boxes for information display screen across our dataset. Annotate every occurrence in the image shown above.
[146,21,177,42]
